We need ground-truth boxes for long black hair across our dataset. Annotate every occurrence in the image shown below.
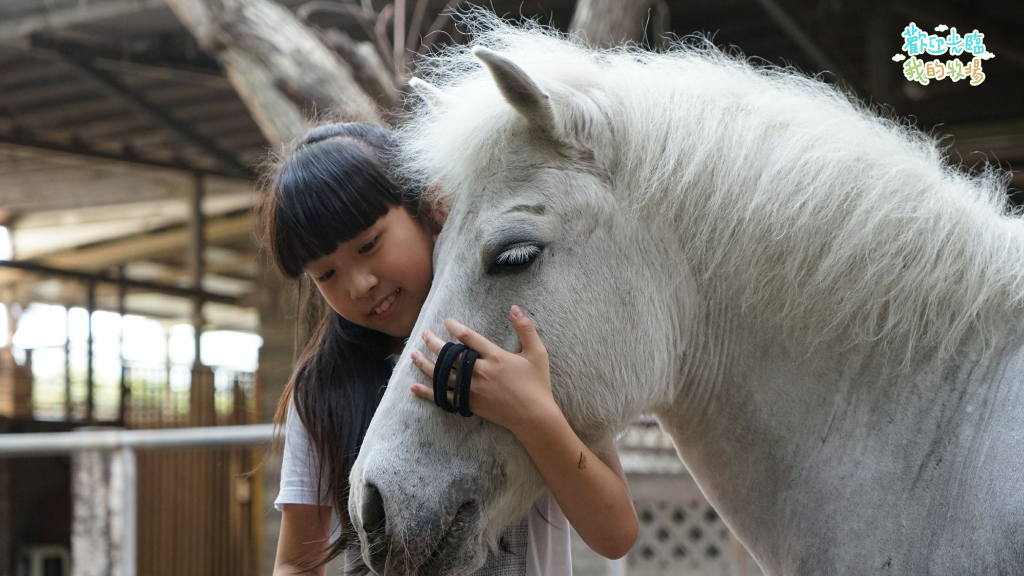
[258,122,441,572]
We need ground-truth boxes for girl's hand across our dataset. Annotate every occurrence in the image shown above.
[412,307,639,559]
[409,305,558,434]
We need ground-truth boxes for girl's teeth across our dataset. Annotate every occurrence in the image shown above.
[375,290,399,315]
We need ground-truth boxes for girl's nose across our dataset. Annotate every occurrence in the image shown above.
[348,268,378,300]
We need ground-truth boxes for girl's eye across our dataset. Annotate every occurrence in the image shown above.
[359,237,379,254]
[318,270,335,282]
[495,244,542,269]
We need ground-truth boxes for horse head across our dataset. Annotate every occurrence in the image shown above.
[347,42,693,575]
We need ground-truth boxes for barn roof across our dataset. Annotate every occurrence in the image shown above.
[0,0,1020,330]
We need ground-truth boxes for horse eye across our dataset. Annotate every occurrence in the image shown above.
[494,244,542,269]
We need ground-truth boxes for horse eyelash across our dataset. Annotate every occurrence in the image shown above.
[495,245,541,267]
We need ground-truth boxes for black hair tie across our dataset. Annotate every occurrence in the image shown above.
[454,348,478,417]
[432,342,477,417]
[433,342,464,413]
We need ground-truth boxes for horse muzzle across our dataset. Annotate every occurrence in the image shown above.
[355,473,485,575]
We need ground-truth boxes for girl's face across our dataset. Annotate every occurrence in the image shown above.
[305,205,435,338]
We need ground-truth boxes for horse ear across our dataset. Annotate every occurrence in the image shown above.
[408,77,452,108]
[471,46,556,134]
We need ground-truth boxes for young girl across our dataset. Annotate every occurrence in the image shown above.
[264,122,637,576]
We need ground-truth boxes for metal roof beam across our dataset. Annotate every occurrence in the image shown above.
[35,213,253,271]
[0,130,240,177]
[48,49,253,177]
[0,260,240,306]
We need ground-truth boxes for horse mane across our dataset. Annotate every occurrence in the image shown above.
[399,11,1024,366]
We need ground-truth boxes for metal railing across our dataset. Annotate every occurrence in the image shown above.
[0,424,272,456]
[0,424,273,576]
[0,421,727,576]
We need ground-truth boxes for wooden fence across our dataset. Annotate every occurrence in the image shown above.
[128,365,264,576]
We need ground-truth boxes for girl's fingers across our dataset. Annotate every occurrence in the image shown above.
[410,383,434,401]
[411,383,456,407]
[420,330,448,355]
[510,305,545,358]
[411,350,457,390]
[419,331,468,385]
[410,350,438,379]
[422,321,504,360]
[443,318,503,358]
[411,383,455,405]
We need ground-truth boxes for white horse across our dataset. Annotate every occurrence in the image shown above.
[349,14,1024,576]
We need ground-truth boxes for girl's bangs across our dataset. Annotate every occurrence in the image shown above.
[272,139,400,277]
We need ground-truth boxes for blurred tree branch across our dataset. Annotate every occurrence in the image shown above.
[570,0,670,48]
[164,0,380,146]
[162,0,665,148]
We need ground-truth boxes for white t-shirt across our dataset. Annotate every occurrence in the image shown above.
[274,398,573,575]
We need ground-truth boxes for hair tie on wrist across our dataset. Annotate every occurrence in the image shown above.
[454,348,478,417]
[433,342,464,413]
[432,342,476,417]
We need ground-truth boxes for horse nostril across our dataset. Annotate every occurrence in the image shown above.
[358,481,481,574]
[361,482,386,533]
[448,500,479,537]
[417,500,480,574]
[361,482,389,571]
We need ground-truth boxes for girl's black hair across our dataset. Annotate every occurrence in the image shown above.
[257,122,441,573]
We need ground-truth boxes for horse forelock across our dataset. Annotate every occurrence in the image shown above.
[399,11,1024,368]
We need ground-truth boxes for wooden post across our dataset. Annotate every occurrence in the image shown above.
[111,447,137,576]
[117,267,128,426]
[0,456,10,576]
[71,442,137,576]
[164,326,173,424]
[4,295,13,348]
[189,174,205,370]
[0,299,33,419]
[188,174,216,427]
[65,306,72,421]
[71,449,111,576]
[254,262,294,575]
[85,279,96,424]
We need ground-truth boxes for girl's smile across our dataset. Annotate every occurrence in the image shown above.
[371,288,400,319]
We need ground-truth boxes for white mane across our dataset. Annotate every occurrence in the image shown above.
[399,13,1024,366]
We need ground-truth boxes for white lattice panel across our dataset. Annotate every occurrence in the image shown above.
[571,419,763,575]
[624,474,762,576]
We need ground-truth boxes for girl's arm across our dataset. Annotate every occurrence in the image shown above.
[410,307,638,559]
[274,504,332,576]
[512,405,637,559]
